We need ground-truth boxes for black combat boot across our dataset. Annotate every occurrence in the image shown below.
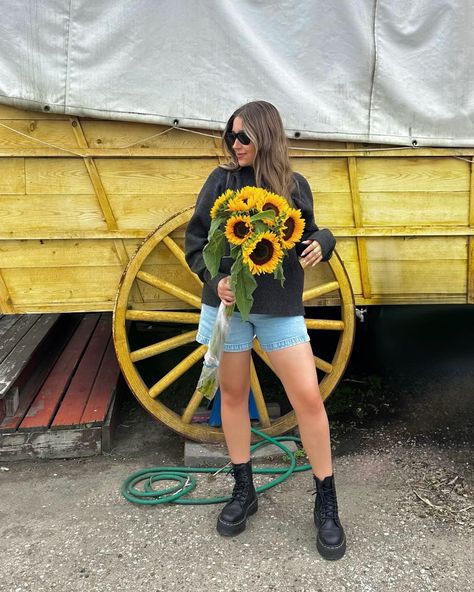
[313,474,346,560]
[217,460,258,536]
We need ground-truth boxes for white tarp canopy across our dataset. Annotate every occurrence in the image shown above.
[1,0,473,146]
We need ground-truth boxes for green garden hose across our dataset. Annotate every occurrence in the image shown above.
[121,426,311,505]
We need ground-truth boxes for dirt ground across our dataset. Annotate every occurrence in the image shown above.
[0,305,473,592]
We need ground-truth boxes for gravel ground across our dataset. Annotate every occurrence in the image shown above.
[1,305,473,592]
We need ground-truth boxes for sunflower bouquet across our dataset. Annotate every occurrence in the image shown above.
[196,186,305,400]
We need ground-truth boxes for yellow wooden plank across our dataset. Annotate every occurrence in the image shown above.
[357,157,470,192]
[0,194,108,234]
[331,226,474,237]
[354,294,466,306]
[26,159,94,194]
[0,239,123,268]
[312,192,354,227]
[292,158,351,193]
[95,158,217,194]
[108,193,197,230]
[365,236,467,260]
[81,120,218,151]
[0,119,78,149]
[333,238,360,261]
[5,301,117,313]
[368,260,466,294]
[0,158,25,194]
[361,191,469,226]
[2,266,123,307]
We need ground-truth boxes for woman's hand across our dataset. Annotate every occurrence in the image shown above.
[300,240,323,267]
[217,276,236,306]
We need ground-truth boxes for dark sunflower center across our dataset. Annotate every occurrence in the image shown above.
[250,239,273,264]
[234,221,250,238]
[283,217,295,240]
[263,203,279,215]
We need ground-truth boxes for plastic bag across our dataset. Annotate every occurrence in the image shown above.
[196,302,234,400]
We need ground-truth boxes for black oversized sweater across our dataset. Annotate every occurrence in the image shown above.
[184,166,336,316]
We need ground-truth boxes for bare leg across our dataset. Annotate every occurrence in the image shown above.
[219,350,252,464]
[266,342,332,479]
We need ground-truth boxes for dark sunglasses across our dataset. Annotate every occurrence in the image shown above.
[225,131,252,146]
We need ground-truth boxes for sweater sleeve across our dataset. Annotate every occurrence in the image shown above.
[185,168,230,295]
[293,173,336,261]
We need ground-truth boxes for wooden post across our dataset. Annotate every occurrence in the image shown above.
[468,159,474,303]
[346,144,372,299]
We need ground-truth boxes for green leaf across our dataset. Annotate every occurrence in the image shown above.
[250,210,276,222]
[203,228,225,277]
[253,220,269,234]
[229,243,241,259]
[231,258,257,321]
[273,262,285,287]
[208,216,225,236]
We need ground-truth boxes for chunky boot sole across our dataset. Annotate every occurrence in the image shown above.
[316,531,346,560]
[216,498,258,537]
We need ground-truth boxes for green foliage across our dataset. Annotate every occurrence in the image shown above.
[230,256,257,321]
[203,227,225,278]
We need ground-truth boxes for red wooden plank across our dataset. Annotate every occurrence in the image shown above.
[0,315,83,433]
[19,314,100,431]
[80,337,120,426]
[51,315,112,429]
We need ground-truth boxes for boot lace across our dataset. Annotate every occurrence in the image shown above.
[313,487,339,521]
[230,468,250,503]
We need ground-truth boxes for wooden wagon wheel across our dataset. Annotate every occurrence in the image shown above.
[113,206,355,443]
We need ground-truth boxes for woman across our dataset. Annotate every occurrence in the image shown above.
[185,101,345,560]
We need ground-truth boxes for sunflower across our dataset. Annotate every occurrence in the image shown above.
[242,231,283,275]
[225,215,253,245]
[210,189,234,219]
[227,195,255,213]
[256,191,289,224]
[280,208,305,248]
[234,186,262,209]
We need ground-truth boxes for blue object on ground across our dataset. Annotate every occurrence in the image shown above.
[208,389,260,427]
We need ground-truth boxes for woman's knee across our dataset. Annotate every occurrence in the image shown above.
[292,389,326,416]
[221,390,249,408]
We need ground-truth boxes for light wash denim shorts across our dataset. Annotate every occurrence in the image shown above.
[197,304,310,352]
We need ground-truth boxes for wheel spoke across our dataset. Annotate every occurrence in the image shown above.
[303,281,339,302]
[182,389,207,424]
[305,319,344,331]
[253,340,276,374]
[126,310,200,324]
[149,344,206,398]
[250,358,271,427]
[131,330,197,362]
[163,235,203,288]
[315,356,333,373]
[137,270,201,308]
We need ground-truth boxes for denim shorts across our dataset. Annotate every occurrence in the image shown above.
[196,304,310,352]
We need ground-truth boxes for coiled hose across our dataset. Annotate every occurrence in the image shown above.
[121,426,311,505]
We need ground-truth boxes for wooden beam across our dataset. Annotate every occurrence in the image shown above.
[468,160,474,303]
[0,271,14,313]
[347,147,372,298]
[70,118,118,231]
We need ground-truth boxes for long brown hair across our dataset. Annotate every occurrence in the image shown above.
[221,101,295,200]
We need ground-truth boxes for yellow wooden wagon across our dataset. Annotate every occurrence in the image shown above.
[1,104,473,442]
